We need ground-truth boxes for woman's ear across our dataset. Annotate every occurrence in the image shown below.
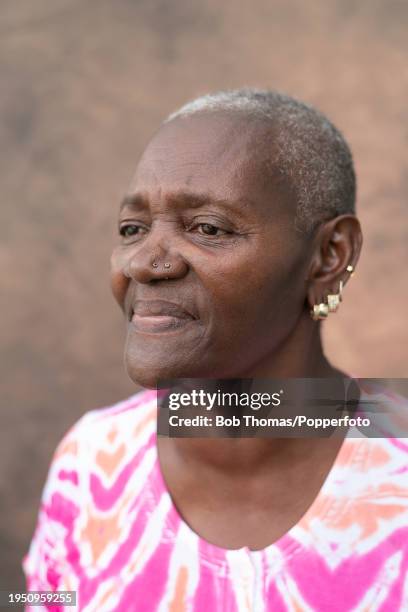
[306,214,363,309]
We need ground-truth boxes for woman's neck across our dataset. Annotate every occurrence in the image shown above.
[239,315,343,379]
[157,316,348,476]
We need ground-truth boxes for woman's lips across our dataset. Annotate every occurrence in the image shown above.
[131,313,195,333]
[130,300,197,333]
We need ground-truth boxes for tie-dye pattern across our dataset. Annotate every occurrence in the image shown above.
[22,385,408,611]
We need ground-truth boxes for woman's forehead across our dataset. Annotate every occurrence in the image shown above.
[128,114,293,218]
[136,114,257,180]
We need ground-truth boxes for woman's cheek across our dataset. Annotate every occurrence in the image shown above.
[110,251,129,309]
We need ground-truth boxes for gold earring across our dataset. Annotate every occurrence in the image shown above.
[310,303,329,320]
[327,279,343,312]
[327,293,340,313]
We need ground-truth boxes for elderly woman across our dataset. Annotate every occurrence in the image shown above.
[23,90,408,611]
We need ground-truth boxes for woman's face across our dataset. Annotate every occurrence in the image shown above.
[111,113,312,388]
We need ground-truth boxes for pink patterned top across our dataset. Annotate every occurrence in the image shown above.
[22,385,408,611]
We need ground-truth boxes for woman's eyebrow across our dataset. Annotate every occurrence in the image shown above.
[119,193,147,211]
[167,190,254,217]
[119,189,254,217]
[167,191,216,209]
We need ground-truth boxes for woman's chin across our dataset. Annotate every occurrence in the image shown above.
[125,360,189,390]
[126,368,162,390]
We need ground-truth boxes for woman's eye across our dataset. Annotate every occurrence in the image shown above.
[119,224,146,238]
[196,223,226,236]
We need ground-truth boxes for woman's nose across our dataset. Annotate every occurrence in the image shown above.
[124,234,189,284]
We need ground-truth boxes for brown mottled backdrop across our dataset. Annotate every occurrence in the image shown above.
[1,0,407,590]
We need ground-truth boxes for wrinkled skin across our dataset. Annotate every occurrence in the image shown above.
[111,112,361,388]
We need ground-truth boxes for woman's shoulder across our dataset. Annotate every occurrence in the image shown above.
[37,388,158,509]
[75,387,157,428]
[61,387,158,457]
[22,389,159,589]
[357,380,408,440]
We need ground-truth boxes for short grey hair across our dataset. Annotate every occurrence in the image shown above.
[164,89,356,233]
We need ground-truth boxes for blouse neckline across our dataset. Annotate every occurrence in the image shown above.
[148,388,370,569]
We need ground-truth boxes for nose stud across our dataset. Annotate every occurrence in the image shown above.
[151,261,171,269]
